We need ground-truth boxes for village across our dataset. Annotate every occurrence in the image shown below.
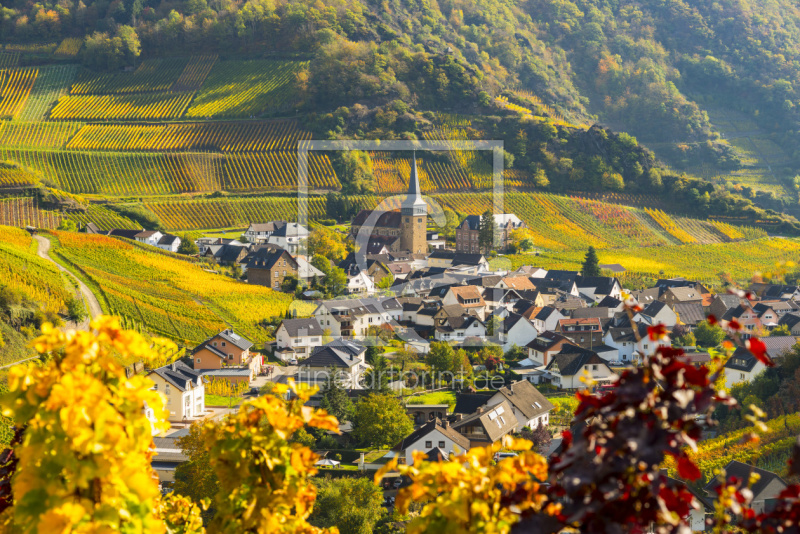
[116,160,800,525]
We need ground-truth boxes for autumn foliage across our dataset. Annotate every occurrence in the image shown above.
[3,315,800,533]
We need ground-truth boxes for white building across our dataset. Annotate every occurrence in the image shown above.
[313,298,402,338]
[275,318,324,360]
[296,339,370,389]
[147,361,206,422]
[545,346,616,389]
[484,380,554,430]
[156,234,181,253]
[494,312,538,353]
[393,419,471,465]
[267,223,309,254]
[723,347,769,389]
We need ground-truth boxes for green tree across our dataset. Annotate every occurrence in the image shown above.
[694,320,726,348]
[281,273,301,293]
[65,297,87,323]
[771,324,791,336]
[57,219,77,231]
[352,393,413,447]
[309,477,386,534]
[487,315,503,337]
[308,227,348,262]
[338,150,375,194]
[377,274,394,291]
[320,367,354,422]
[323,266,348,297]
[364,354,391,394]
[478,209,495,253]
[426,341,455,375]
[290,427,317,448]
[177,238,199,255]
[582,246,600,277]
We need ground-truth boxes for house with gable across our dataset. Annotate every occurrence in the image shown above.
[434,315,486,343]
[545,345,615,389]
[576,276,622,303]
[147,361,206,422]
[191,330,257,376]
[244,221,285,244]
[266,222,309,254]
[275,318,324,361]
[659,286,704,308]
[296,339,370,389]
[484,380,555,430]
[394,419,471,465]
[246,248,299,290]
[724,346,769,388]
[494,312,538,353]
[556,317,603,349]
[156,234,181,253]
[634,300,678,328]
[778,313,800,335]
[530,306,565,333]
[451,400,519,447]
[705,461,787,515]
[526,331,575,366]
[442,285,487,319]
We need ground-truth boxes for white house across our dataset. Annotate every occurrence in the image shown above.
[495,312,538,353]
[135,230,163,247]
[275,318,324,360]
[603,327,637,362]
[345,268,376,295]
[394,419,471,465]
[531,306,565,334]
[484,380,554,430]
[156,234,181,253]
[267,223,310,254]
[634,300,678,328]
[545,346,616,389]
[434,315,486,343]
[244,221,285,244]
[313,298,397,338]
[723,347,769,389]
[576,276,622,303]
[147,361,206,422]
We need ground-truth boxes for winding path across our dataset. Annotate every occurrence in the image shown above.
[33,235,103,325]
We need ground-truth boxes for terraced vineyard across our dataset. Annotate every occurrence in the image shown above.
[66,120,312,152]
[51,231,294,344]
[0,226,73,315]
[70,58,189,95]
[18,64,78,121]
[53,38,82,57]
[0,164,39,187]
[0,121,83,149]
[50,92,195,120]
[0,196,63,228]
[0,67,37,119]
[186,59,308,118]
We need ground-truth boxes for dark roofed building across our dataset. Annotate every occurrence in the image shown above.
[705,461,787,514]
[452,399,519,447]
[246,248,298,290]
[394,418,471,464]
[545,346,615,389]
[453,392,493,415]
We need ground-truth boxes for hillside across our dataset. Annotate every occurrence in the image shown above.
[1,0,800,229]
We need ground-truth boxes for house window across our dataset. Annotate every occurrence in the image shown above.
[592,365,597,371]
[438,441,445,448]
[644,344,649,349]
[229,355,234,360]
[222,342,226,347]
[741,373,745,380]
[196,358,201,363]
[425,441,432,448]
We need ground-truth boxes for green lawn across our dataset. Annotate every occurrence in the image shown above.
[205,394,243,407]
[406,390,457,410]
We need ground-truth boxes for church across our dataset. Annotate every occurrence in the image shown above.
[349,154,428,255]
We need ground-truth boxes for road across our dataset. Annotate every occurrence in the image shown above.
[33,235,103,324]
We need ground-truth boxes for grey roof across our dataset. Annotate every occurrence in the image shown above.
[436,315,482,333]
[527,331,573,351]
[597,296,623,308]
[312,339,366,358]
[424,447,451,461]
[279,318,323,337]
[631,287,660,304]
[107,229,143,239]
[157,234,180,245]
[572,307,611,319]
[779,313,800,328]
[152,436,188,463]
[468,275,503,287]
[246,248,296,270]
[395,419,471,451]
[705,461,786,500]
[494,380,554,421]
[577,276,618,295]
[270,222,309,237]
[299,346,362,368]
[248,221,286,232]
[642,300,669,317]
[534,306,560,321]
[215,329,253,351]
[453,393,492,415]
[723,346,760,372]
[761,336,797,358]
[546,346,609,376]
[673,302,706,325]
[713,294,743,310]
[598,263,625,273]
[149,361,204,392]
[191,341,228,359]
[452,399,519,442]
[664,286,703,302]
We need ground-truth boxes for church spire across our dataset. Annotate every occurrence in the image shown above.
[402,151,427,215]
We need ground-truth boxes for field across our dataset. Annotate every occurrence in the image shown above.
[18,64,77,121]
[49,92,195,120]
[0,226,72,315]
[0,67,37,119]
[186,60,308,118]
[70,58,189,94]
[50,231,295,344]
[505,237,800,287]
[664,413,800,481]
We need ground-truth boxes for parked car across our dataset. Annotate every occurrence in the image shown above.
[494,452,518,462]
[392,478,403,488]
[289,358,298,365]
[248,387,260,396]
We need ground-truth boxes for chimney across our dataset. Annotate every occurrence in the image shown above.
[477,407,484,414]
[443,419,450,428]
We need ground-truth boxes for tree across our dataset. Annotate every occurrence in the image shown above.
[281,273,301,293]
[426,341,455,376]
[310,477,386,534]
[57,219,77,231]
[290,427,317,448]
[771,324,792,336]
[519,424,552,454]
[487,315,503,337]
[311,254,332,274]
[308,227,348,262]
[175,422,220,521]
[478,209,495,253]
[338,150,374,194]
[694,320,726,347]
[320,367,354,422]
[323,266,348,297]
[177,238,199,255]
[65,297,87,323]
[377,274,394,291]
[364,354,391,394]
[352,393,413,447]
[582,246,600,277]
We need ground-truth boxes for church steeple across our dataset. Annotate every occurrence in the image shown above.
[402,152,427,216]
[400,151,428,254]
